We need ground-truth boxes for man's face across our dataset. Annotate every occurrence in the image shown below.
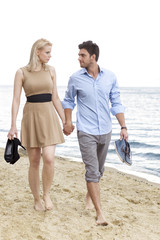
[78,49,92,68]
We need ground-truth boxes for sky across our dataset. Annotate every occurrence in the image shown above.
[0,0,160,87]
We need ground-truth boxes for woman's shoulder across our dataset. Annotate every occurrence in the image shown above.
[46,64,55,72]
[18,66,28,74]
[15,66,29,82]
[16,67,25,76]
[46,65,56,79]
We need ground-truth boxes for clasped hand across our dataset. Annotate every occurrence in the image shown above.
[63,123,75,136]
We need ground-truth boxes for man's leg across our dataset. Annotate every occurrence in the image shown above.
[87,132,111,224]
[97,131,112,177]
[77,131,108,225]
[87,131,111,224]
[85,191,94,209]
[87,181,108,225]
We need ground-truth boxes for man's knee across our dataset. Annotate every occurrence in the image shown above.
[85,170,100,183]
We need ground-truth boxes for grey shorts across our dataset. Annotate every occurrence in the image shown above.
[77,131,112,183]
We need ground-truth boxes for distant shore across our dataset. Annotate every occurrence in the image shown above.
[0,147,160,240]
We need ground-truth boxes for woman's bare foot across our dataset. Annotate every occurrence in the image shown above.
[85,192,94,210]
[34,200,45,211]
[96,211,108,226]
[43,194,53,210]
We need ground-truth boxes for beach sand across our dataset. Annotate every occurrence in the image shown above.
[0,148,160,240]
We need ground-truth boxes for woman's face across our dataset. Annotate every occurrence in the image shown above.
[37,45,52,63]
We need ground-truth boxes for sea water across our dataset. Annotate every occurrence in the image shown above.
[0,86,160,184]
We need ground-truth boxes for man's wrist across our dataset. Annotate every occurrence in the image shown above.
[65,121,72,126]
[121,126,127,130]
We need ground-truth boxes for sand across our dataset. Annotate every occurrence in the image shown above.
[0,147,160,240]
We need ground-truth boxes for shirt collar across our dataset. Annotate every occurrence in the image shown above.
[81,65,104,75]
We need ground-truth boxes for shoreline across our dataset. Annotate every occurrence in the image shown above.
[1,148,160,240]
[2,146,160,186]
[55,153,160,186]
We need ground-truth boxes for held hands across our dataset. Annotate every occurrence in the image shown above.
[63,122,75,136]
[7,126,18,140]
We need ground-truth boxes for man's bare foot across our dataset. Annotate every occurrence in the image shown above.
[34,200,45,211]
[43,194,53,210]
[96,211,108,226]
[85,192,94,210]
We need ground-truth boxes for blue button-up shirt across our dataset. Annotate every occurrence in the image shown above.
[62,67,125,135]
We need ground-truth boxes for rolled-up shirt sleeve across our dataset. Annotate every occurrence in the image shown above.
[62,77,77,110]
[110,76,125,116]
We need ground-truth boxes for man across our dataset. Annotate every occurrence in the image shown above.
[62,41,128,226]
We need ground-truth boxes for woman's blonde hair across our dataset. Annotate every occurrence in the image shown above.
[26,38,52,72]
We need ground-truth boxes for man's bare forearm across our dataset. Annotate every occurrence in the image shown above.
[63,108,74,135]
[64,108,73,124]
[115,113,126,127]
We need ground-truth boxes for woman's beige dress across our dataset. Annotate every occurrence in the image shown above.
[20,67,64,148]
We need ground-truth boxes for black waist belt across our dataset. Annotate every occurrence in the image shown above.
[27,93,52,103]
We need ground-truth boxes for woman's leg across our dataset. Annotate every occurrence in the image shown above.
[27,147,44,211]
[42,145,56,210]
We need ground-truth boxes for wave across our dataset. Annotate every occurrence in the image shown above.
[0,129,8,132]
[134,152,160,159]
[110,140,159,149]
[108,149,116,154]
[142,167,160,177]
[130,141,158,149]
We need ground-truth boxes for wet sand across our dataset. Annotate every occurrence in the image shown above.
[0,148,160,240]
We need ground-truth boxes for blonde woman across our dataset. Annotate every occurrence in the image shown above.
[8,38,65,211]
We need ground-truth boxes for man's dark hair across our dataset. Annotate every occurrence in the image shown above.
[78,41,99,62]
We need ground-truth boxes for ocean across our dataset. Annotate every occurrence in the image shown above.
[0,85,160,184]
